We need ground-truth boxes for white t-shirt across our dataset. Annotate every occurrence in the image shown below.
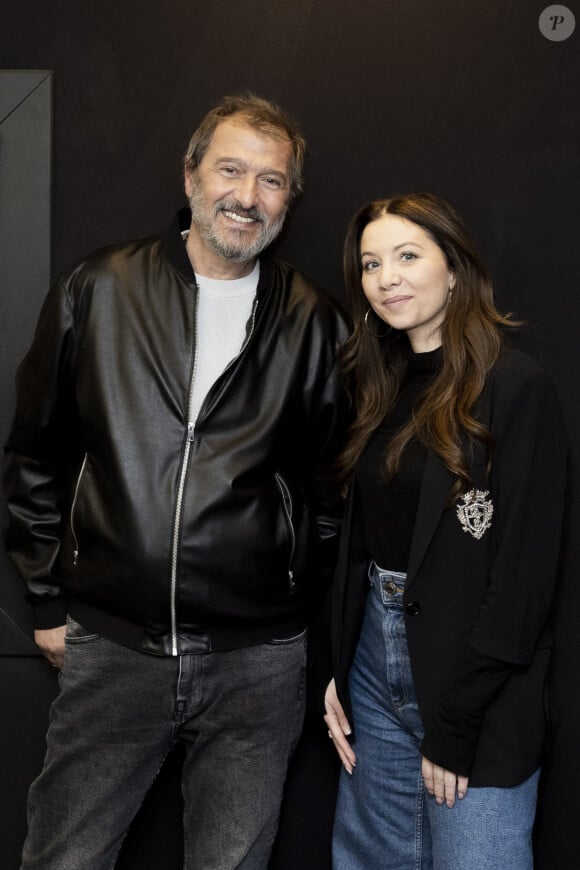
[189,262,259,424]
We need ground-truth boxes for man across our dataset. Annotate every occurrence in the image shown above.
[4,94,349,869]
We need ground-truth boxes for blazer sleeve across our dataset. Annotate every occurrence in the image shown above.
[419,646,511,775]
[466,353,567,663]
[420,352,567,775]
[3,279,78,629]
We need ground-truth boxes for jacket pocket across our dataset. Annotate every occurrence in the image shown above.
[70,453,88,567]
[274,472,296,594]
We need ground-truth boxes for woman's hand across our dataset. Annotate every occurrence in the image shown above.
[421,755,469,808]
[324,678,356,774]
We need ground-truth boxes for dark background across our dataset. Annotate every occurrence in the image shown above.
[1,1,579,867]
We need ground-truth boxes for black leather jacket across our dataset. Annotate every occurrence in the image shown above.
[4,210,350,655]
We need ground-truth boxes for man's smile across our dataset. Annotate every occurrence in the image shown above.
[222,209,259,225]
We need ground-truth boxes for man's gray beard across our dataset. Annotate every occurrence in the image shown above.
[188,188,287,264]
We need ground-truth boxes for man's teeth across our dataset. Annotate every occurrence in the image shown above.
[223,210,255,224]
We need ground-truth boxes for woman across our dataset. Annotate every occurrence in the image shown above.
[324,193,567,869]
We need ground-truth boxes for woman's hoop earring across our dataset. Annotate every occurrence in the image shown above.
[364,308,391,339]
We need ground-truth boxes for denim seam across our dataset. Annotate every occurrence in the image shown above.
[415,770,425,869]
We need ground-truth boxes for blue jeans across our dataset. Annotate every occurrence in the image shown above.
[332,563,539,870]
[21,618,306,870]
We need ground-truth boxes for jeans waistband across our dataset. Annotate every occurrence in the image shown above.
[368,561,407,604]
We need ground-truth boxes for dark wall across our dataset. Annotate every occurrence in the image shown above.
[1,2,579,867]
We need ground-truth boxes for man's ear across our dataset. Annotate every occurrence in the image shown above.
[184,165,195,198]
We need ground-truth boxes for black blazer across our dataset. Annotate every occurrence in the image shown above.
[331,348,567,787]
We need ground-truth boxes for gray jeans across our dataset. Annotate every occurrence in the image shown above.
[21,618,307,870]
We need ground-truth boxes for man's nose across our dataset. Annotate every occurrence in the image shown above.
[235,175,258,208]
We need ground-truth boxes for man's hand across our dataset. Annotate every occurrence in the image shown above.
[324,678,356,775]
[34,625,66,670]
[422,755,469,808]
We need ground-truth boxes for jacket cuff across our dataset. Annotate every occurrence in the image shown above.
[420,644,513,776]
[32,599,68,630]
[420,719,479,778]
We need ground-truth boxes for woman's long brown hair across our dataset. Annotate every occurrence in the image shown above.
[338,193,516,497]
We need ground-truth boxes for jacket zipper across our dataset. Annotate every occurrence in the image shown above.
[274,472,296,593]
[70,453,88,566]
[169,280,200,657]
[168,293,259,655]
[169,421,196,655]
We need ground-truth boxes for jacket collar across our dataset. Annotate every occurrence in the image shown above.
[405,379,494,588]
[406,453,454,587]
[159,208,276,291]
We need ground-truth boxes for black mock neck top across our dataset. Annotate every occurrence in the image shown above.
[355,347,441,572]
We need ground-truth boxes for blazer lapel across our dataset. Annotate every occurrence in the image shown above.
[406,452,454,588]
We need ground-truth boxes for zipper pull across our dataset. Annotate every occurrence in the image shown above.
[289,570,295,593]
[187,422,195,441]
[73,550,79,567]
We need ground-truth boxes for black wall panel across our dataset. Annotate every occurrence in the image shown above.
[0,70,53,650]
[0,2,578,867]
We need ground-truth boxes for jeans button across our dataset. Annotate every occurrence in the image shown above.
[385,581,398,594]
[405,601,421,616]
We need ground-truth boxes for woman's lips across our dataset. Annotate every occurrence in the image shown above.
[383,295,412,310]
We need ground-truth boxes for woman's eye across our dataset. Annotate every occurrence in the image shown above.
[362,261,379,273]
[400,251,417,262]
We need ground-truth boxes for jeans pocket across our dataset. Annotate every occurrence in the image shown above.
[267,627,308,645]
[65,616,100,644]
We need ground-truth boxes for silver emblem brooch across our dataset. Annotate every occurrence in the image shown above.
[456,489,494,540]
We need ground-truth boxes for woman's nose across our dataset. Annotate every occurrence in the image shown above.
[379,263,401,289]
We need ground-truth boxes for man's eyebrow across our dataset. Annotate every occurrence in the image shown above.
[215,157,288,179]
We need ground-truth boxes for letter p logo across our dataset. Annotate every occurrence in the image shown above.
[539,5,576,41]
